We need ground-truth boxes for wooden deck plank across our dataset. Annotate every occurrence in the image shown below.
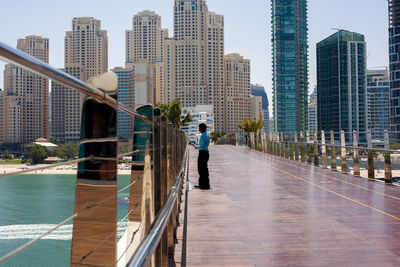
[174,145,400,266]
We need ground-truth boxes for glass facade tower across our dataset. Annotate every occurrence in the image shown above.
[389,0,400,142]
[317,30,367,143]
[367,68,390,142]
[271,0,309,132]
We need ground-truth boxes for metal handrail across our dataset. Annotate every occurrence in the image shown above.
[282,141,400,154]
[0,41,152,124]
[126,146,188,267]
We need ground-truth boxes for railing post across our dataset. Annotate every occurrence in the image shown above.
[300,131,305,163]
[353,130,360,176]
[276,132,280,157]
[124,105,154,264]
[70,78,119,266]
[313,131,319,166]
[285,132,289,159]
[160,116,168,266]
[330,130,337,170]
[341,130,347,174]
[153,109,163,267]
[166,123,175,259]
[274,132,278,156]
[263,132,267,153]
[384,130,392,184]
[289,132,294,160]
[294,132,299,161]
[367,130,375,179]
[280,132,284,158]
[321,131,327,169]
[306,131,312,164]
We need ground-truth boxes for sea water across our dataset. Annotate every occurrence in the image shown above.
[0,174,130,267]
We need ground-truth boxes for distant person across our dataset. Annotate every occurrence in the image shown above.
[194,123,211,190]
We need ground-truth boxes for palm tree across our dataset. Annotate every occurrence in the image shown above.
[157,99,193,128]
[238,117,265,134]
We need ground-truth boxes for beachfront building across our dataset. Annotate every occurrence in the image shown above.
[51,17,108,143]
[1,36,49,144]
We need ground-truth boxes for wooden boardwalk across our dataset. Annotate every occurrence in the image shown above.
[174,145,400,266]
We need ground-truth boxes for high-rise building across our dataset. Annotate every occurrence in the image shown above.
[308,87,317,137]
[180,105,214,142]
[389,0,400,142]
[251,84,270,132]
[1,36,49,144]
[367,68,390,141]
[112,67,135,141]
[224,53,251,133]
[271,0,309,133]
[250,96,263,123]
[126,11,168,105]
[166,0,225,131]
[317,30,367,143]
[51,17,108,143]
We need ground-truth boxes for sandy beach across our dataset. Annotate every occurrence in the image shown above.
[0,163,132,176]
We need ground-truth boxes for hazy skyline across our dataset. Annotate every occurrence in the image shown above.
[0,0,389,110]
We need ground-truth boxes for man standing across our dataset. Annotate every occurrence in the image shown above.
[195,123,210,189]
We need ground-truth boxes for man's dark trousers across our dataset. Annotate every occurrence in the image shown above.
[198,150,210,188]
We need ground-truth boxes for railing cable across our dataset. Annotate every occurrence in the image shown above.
[0,41,153,124]
[0,173,143,264]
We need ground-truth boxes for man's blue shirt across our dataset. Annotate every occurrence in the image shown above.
[197,132,210,151]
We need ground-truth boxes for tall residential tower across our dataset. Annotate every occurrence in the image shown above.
[271,0,309,132]
[51,17,108,143]
[0,36,49,144]
[166,0,226,131]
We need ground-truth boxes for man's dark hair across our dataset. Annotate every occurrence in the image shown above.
[198,123,207,131]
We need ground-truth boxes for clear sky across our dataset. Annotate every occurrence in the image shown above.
[0,0,389,110]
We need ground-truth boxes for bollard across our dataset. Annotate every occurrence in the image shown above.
[306,131,312,164]
[367,130,375,179]
[330,130,337,171]
[300,131,305,163]
[384,130,392,184]
[353,131,360,176]
[321,131,327,169]
[341,130,347,173]
[313,131,319,166]
[294,132,299,161]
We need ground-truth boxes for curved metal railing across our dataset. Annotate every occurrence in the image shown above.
[0,41,189,266]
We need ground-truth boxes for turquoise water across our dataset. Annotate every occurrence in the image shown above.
[0,174,130,267]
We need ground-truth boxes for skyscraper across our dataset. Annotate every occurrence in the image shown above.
[126,11,168,105]
[367,68,390,141]
[0,36,49,144]
[224,53,251,133]
[112,67,135,141]
[389,0,400,142]
[308,87,317,137]
[51,17,108,143]
[251,84,270,132]
[166,0,225,131]
[317,30,367,143]
[271,0,309,133]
